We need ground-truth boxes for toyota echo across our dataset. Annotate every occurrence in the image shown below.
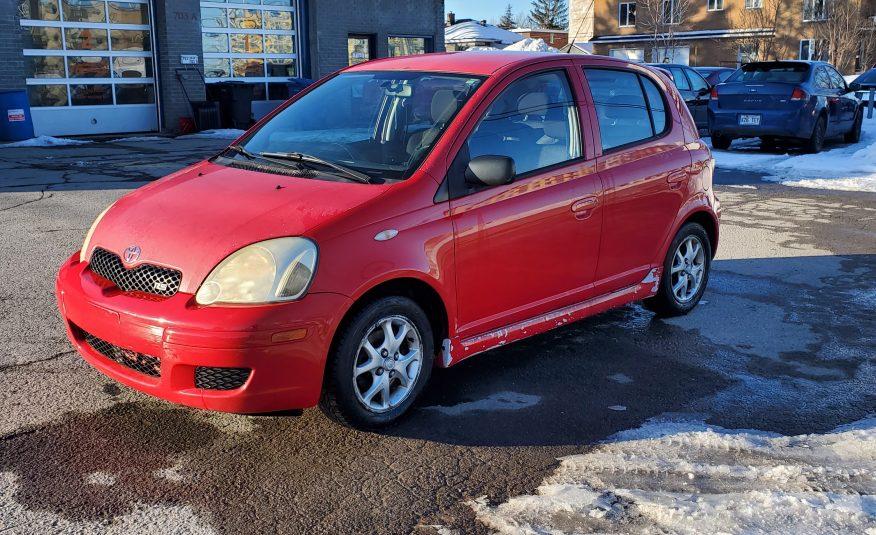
[56,52,720,429]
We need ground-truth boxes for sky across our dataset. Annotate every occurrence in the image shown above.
[444,0,533,24]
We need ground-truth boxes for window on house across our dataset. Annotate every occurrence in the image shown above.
[348,34,375,65]
[803,0,827,21]
[708,0,724,11]
[799,38,826,60]
[745,0,763,7]
[388,36,433,57]
[619,2,636,26]
[660,0,679,23]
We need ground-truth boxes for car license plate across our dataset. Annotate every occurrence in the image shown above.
[739,114,761,126]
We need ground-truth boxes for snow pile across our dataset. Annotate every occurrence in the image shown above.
[178,129,246,140]
[468,38,559,53]
[470,416,876,534]
[0,135,91,148]
[445,21,522,47]
[711,116,876,192]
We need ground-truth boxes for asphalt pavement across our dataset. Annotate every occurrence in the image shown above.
[0,138,873,534]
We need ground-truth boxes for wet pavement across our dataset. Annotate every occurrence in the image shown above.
[0,138,874,534]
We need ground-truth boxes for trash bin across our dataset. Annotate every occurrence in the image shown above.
[190,101,221,131]
[0,90,35,142]
[206,82,255,129]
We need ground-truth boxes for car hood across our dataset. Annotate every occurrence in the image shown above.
[87,161,390,294]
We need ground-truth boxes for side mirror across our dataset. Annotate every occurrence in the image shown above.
[464,155,515,187]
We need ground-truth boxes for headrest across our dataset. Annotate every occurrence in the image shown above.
[431,90,459,123]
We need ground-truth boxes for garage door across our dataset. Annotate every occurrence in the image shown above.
[20,0,158,136]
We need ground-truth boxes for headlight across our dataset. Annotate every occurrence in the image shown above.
[80,203,114,263]
[195,237,318,305]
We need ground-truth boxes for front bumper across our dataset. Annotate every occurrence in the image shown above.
[56,253,351,413]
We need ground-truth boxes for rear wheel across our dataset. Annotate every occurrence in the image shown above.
[320,296,434,429]
[643,223,712,317]
[806,115,827,153]
[845,109,863,143]
[711,133,733,150]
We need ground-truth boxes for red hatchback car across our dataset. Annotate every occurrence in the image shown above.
[56,52,719,428]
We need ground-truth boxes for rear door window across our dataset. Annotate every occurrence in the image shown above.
[686,68,709,91]
[669,67,691,90]
[584,68,669,151]
[815,67,833,90]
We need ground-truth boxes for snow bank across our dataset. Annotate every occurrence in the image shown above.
[711,117,876,192]
[0,135,91,148]
[445,21,522,47]
[178,129,246,140]
[470,416,876,534]
[468,38,559,53]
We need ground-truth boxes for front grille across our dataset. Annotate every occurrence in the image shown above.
[81,330,161,378]
[195,367,251,390]
[89,248,181,297]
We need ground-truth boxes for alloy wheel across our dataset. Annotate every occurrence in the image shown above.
[352,315,423,413]
[670,235,706,303]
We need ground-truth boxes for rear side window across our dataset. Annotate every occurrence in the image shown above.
[669,67,691,90]
[687,69,709,92]
[584,68,669,151]
[728,63,809,83]
[464,70,582,176]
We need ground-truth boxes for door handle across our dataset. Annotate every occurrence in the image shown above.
[667,170,688,183]
[571,195,598,220]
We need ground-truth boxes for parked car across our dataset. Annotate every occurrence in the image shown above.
[709,60,862,152]
[646,63,712,131]
[695,66,737,86]
[56,53,720,429]
[849,67,876,103]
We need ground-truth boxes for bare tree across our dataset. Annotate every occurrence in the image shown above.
[815,0,876,72]
[636,0,696,62]
[727,0,788,64]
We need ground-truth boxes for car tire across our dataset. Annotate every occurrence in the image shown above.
[643,222,712,317]
[844,109,863,143]
[320,296,434,429]
[711,133,732,150]
[806,115,827,153]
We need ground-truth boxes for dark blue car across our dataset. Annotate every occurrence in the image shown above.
[708,61,863,153]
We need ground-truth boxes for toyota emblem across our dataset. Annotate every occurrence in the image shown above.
[123,245,141,264]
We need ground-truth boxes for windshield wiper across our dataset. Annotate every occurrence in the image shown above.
[260,151,372,184]
[225,144,258,160]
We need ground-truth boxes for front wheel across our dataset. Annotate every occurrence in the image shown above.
[643,222,712,317]
[845,109,863,143]
[320,296,434,429]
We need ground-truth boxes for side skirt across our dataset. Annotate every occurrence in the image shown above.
[444,267,662,366]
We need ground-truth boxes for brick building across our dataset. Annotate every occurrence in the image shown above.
[4,0,445,136]
[570,0,875,71]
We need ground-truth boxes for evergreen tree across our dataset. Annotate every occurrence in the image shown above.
[530,0,568,30]
[498,4,516,29]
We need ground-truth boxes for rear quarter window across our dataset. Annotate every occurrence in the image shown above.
[584,68,670,151]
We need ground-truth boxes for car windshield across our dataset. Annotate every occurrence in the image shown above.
[727,63,809,83]
[238,71,483,181]
[854,69,876,84]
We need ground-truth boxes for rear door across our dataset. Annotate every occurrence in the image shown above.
[582,67,691,292]
[826,66,857,129]
[668,66,699,125]
[447,64,603,339]
[814,66,845,135]
[684,67,711,131]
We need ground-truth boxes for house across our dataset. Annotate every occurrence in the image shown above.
[511,28,570,49]
[7,0,445,136]
[569,0,876,71]
[444,13,523,50]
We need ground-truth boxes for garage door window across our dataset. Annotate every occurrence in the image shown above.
[200,1,301,100]
[19,0,156,107]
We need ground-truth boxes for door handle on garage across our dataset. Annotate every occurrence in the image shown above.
[571,196,598,220]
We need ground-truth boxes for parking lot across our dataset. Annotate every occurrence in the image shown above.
[1,137,874,533]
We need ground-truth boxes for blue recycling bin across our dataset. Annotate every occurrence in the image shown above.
[0,90,35,142]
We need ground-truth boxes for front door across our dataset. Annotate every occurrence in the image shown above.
[685,67,711,131]
[448,67,603,339]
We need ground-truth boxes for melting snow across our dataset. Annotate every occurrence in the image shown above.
[470,416,876,534]
[710,117,876,192]
[422,391,540,416]
[1,135,91,148]
[469,38,559,53]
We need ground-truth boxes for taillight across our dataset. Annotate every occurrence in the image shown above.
[791,87,807,101]
[710,86,719,100]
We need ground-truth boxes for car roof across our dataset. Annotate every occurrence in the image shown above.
[695,66,735,71]
[344,51,644,76]
[645,63,689,68]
